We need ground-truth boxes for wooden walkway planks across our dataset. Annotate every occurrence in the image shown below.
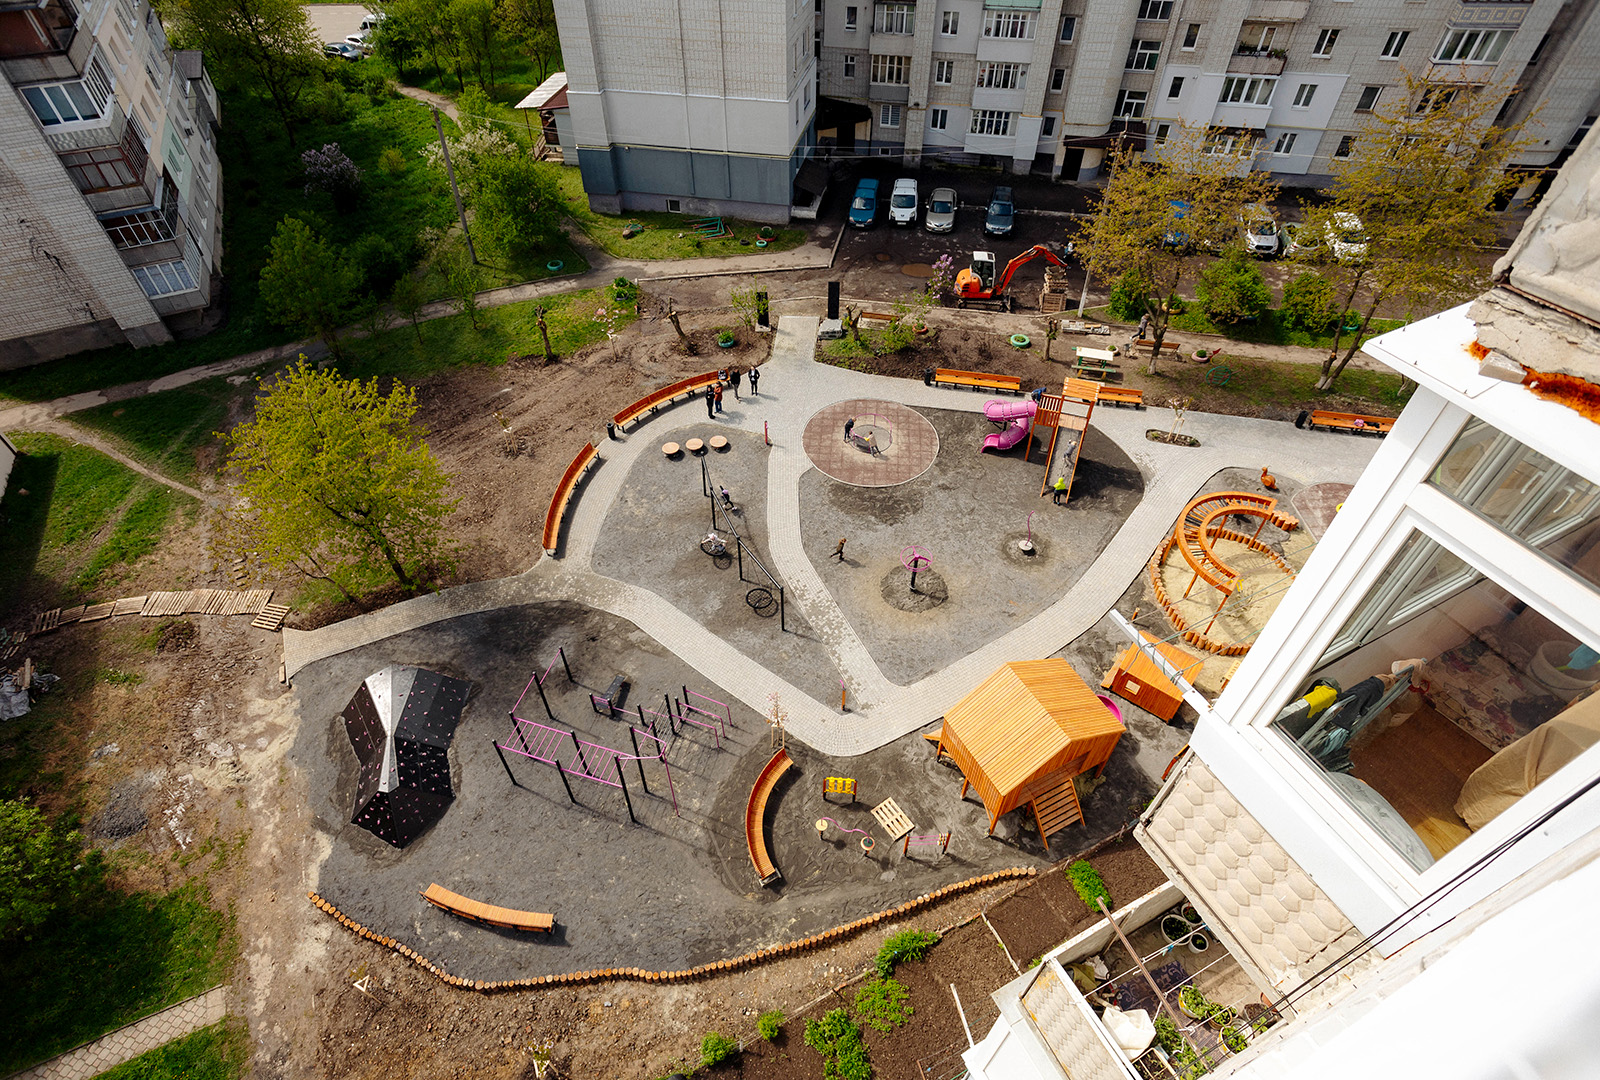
[28,589,279,637]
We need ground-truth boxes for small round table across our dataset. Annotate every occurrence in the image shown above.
[860,836,875,858]
[661,442,681,457]
[708,435,729,451]
[685,438,705,454]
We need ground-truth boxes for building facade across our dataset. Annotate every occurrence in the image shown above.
[0,0,222,369]
[816,0,1600,182]
[551,0,818,223]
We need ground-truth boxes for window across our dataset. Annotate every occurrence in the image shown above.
[1059,15,1076,42]
[1137,0,1172,18]
[1381,30,1409,58]
[880,103,901,128]
[942,10,958,34]
[983,10,1036,39]
[1355,85,1382,112]
[1528,33,1549,64]
[101,208,174,248]
[1168,75,1184,98]
[976,62,1026,89]
[930,107,948,130]
[1050,67,1065,92]
[815,27,822,56]
[1042,116,1056,136]
[1237,23,1278,53]
[1292,82,1317,108]
[1274,131,1298,154]
[934,58,953,84]
[1415,86,1458,113]
[1313,28,1340,56]
[666,198,683,212]
[1154,122,1171,145]
[844,5,857,29]
[870,54,908,83]
[1182,22,1200,49]
[60,145,141,192]
[1204,129,1261,156]
[815,0,821,11]
[1114,89,1147,118]
[1334,134,1355,158]
[1219,76,1277,105]
[969,109,1012,135]
[1127,39,1160,70]
[21,80,105,127]
[1435,27,1514,63]
[843,54,856,76]
[132,259,196,298]
[874,2,913,33]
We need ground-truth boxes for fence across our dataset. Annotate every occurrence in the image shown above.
[494,716,677,820]
[509,646,573,722]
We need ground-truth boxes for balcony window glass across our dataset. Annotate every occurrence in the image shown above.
[22,81,102,126]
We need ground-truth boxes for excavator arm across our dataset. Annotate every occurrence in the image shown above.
[992,244,1069,297]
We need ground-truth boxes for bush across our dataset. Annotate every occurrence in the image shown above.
[875,928,939,978]
[700,1032,739,1068]
[1280,271,1340,334]
[473,155,562,258]
[0,800,104,943]
[301,142,363,211]
[803,1009,871,1080]
[350,233,406,295]
[756,1009,785,1041]
[378,147,406,175]
[1108,269,1152,322]
[854,977,913,1033]
[1066,860,1111,913]
[1195,250,1271,325]
[305,80,352,125]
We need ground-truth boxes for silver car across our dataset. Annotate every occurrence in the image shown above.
[924,187,958,233]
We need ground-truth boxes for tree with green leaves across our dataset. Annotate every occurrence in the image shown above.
[389,274,428,342]
[223,360,457,598]
[1304,72,1534,391]
[0,799,102,944]
[497,0,560,82]
[259,217,361,360]
[164,0,320,140]
[452,0,499,91]
[1072,126,1277,374]
[473,156,562,257]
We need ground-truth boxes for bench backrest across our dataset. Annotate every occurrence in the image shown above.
[1076,347,1116,362]
[543,442,598,549]
[937,368,1021,385]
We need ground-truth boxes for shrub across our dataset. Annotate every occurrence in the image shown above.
[875,928,939,978]
[306,80,352,124]
[350,233,406,295]
[301,142,363,210]
[803,1009,871,1080]
[473,155,562,257]
[378,147,406,175]
[756,1009,785,1041]
[356,65,390,102]
[1195,250,1271,325]
[0,800,104,943]
[1280,271,1340,334]
[700,1031,739,1068]
[1066,860,1111,913]
[854,977,913,1033]
[1108,269,1152,322]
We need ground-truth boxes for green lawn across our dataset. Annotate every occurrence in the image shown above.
[0,881,236,1075]
[93,1020,249,1080]
[1086,305,1406,353]
[72,379,237,486]
[1162,352,1411,413]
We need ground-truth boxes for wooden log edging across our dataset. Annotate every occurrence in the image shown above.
[306,866,1037,992]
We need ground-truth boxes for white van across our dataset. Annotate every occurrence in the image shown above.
[359,12,385,33]
[888,178,919,226]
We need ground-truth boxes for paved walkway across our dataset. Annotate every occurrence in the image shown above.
[8,986,228,1080]
[281,315,1380,756]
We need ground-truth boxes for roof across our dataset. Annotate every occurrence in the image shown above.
[515,72,569,111]
[174,49,204,81]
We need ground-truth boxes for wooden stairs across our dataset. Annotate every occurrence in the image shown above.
[1029,777,1085,854]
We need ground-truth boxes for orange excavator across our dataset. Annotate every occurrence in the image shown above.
[954,243,1073,311]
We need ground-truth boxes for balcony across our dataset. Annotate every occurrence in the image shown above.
[1229,48,1286,75]
[1247,0,1308,18]
[0,0,78,57]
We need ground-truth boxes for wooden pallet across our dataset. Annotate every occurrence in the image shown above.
[80,602,115,622]
[1039,291,1068,314]
[30,609,60,635]
[229,557,249,588]
[141,589,275,618]
[252,603,290,632]
[871,797,915,843]
[111,596,147,617]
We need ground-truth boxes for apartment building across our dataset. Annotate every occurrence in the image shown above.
[0,0,222,369]
[816,0,1600,182]
[963,128,1600,1078]
[551,0,818,223]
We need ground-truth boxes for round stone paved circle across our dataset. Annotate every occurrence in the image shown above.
[802,399,939,487]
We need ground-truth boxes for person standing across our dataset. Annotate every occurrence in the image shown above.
[843,417,855,442]
[748,366,760,395]
[1052,476,1069,505]
[832,537,847,561]
[705,384,716,418]
[729,368,742,400]
[1137,311,1151,340]
[714,382,725,414]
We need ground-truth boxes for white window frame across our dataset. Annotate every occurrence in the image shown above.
[1354,85,1382,112]
[983,10,1037,40]
[870,53,909,84]
[1312,27,1340,57]
[1219,75,1276,105]
[1273,131,1297,154]
[1041,115,1056,137]
[1434,27,1513,64]
[975,61,1026,90]
[844,4,858,30]
[132,259,197,298]
[1415,86,1459,114]
[1381,29,1409,59]
[1136,0,1172,19]
[929,107,948,130]
[1334,134,1355,158]
[879,103,901,128]
[969,108,1013,136]
[1153,121,1172,145]
[873,1,913,34]
[1050,67,1065,92]
[1292,82,1316,108]
[1168,75,1184,99]
[1182,22,1200,50]
[1127,39,1161,71]
[933,58,953,84]
[21,70,111,130]
[1059,15,1076,42]
[1113,89,1147,119]
[941,10,958,35]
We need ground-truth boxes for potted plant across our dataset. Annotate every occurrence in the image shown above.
[1193,347,1211,362]
[1180,902,1201,925]
[759,225,775,239]
[1220,1021,1248,1055]
[717,330,736,348]
[1161,914,1193,943]
[1178,985,1212,1021]
[1188,928,1211,954]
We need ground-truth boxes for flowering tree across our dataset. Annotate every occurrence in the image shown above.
[592,304,623,359]
[302,143,363,210]
[927,254,956,305]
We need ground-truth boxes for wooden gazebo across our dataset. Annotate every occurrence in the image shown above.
[931,659,1124,851]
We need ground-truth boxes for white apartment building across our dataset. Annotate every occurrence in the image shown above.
[964,128,1600,1079]
[816,0,1600,182]
[0,0,223,368]
[551,0,818,223]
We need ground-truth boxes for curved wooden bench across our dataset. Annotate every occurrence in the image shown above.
[542,442,599,556]
[745,748,793,887]
[611,370,722,431]
[1306,409,1394,436]
[421,883,554,932]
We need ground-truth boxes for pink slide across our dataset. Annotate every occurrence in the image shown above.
[984,398,1038,422]
[982,418,1030,452]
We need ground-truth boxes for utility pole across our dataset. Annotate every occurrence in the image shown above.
[1077,268,1090,316]
[432,106,477,265]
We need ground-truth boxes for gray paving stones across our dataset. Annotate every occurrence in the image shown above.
[11,986,228,1080]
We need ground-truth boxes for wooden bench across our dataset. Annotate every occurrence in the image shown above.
[823,776,857,803]
[542,442,599,555]
[1096,386,1144,408]
[745,748,794,886]
[857,311,896,324]
[611,370,722,431]
[1134,339,1183,353]
[933,368,1023,394]
[1303,410,1394,436]
[420,883,555,933]
[590,674,629,716]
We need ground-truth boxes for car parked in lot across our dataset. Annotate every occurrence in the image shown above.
[889,178,919,226]
[1242,204,1279,256]
[1326,212,1369,261]
[324,41,363,60]
[924,187,958,233]
[849,178,880,228]
[984,186,1014,237]
[1282,221,1320,259]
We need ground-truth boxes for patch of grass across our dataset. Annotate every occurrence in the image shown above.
[72,485,185,594]
[0,880,237,1074]
[1086,305,1405,352]
[550,166,807,259]
[415,227,588,300]
[1161,353,1410,413]
[1066,860,1111,913]
[94,1019,249,1080]
[875,928,939,978]
[72,379,236,485]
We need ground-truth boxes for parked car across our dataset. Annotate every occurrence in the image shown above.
[889,178,919,226]
[324,41,363,59]
[1327,211,1369,261]
[984,186,1014,237]
[924,187,958,233]
[1282,221,1322,259]
[1241,204,1279,256]
[1162,199,1192,250]
[345,33,372,52]
[849,178,880,228]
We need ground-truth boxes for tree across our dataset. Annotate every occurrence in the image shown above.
[1306,72,1534,391]
[1280,272,1339,335]
[164,0,320,140]
[1195,248,1271,324]
[445,257,484,328]
[222,360,457,598]
[473,157,562,257]
[0,799,101,944]
[498,0,560,81]
[258,217,361,360]
[452,0,499,91]
[390,274,428,343]
[1072,126,1277,374]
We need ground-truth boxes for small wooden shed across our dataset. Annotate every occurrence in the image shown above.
[932,659,1124,851]
[1102,631,1205,722]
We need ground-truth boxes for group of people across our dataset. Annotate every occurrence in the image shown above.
[704,365,760,417]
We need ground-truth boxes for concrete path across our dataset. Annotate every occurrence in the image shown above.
[282,315,1380,755]
[8,986,228,1080]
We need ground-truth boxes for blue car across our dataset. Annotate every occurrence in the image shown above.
[1162,199,1192,249]
[849,179,880,228]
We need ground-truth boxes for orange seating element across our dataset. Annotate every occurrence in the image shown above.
[746,749,794,886]
[421,883,554,932]
[542,442,598,555]
[611,370,723,430]
[1306,410,1394,436]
